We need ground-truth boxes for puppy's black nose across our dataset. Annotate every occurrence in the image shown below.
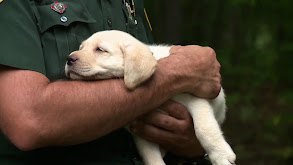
[67,55,78,66]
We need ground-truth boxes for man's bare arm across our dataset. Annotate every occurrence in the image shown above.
[0,45,221,151]
[0,61,175,151]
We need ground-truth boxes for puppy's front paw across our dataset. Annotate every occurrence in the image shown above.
[209,146,236,165]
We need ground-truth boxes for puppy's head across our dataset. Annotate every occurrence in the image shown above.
[65,30,157,90]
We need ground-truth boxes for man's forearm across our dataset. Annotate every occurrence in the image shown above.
[0,60,180,150]
[40,69,173,147]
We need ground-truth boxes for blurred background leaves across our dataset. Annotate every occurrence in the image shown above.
[145,0,292,164]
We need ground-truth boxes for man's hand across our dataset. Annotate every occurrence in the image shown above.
[130,100,205,158]
[168,45,222,99]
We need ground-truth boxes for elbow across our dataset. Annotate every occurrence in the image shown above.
[4,116,46,151]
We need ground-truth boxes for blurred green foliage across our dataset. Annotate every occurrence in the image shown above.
[145,0,293,164]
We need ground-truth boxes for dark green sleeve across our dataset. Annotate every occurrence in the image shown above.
[0,0,46,75]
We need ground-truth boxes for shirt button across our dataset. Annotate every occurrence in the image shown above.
[107,19,112,27]
[60,16,68,23]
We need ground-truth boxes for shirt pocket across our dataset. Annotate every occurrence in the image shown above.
[30,1,97,80]
[34,1,96,33]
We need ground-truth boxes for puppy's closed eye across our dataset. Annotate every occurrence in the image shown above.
[96,47,107,52]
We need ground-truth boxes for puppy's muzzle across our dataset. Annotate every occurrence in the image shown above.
[67,55,78,66]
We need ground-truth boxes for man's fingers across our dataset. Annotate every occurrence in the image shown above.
[130,120,177,148]
[139,110,182,132]
[159,100,190,120]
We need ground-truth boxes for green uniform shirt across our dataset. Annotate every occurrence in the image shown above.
[0,0,153,164]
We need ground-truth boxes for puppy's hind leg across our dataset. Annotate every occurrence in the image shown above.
[134,136,166,165]
[173,94,236,165]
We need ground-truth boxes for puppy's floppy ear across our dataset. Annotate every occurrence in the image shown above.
[121,42,157,90]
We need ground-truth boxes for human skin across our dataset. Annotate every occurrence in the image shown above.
[0,45,221,156]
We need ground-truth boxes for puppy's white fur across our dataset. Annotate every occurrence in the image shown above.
[65,30,236,165]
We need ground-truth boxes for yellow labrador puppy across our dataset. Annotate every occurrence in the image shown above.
[65,30,236,165]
